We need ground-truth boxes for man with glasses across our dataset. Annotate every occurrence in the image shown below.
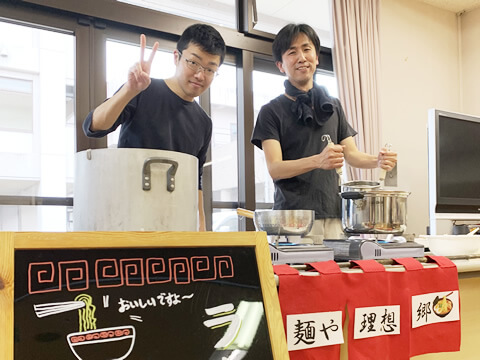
[83,24,226,231]
[251,23,397,243]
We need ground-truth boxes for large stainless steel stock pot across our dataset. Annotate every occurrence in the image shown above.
[74,148,198,231]
[340,190,410,235]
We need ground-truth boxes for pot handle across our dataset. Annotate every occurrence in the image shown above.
[236,208,254,219]
[340,191,364,200]
[142,157,178,192]
[379,143,392,182]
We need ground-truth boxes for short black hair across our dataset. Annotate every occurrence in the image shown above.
[177,24,226,65]
[272,23,321,63]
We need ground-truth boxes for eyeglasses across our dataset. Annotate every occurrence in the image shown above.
[178,51,219,78]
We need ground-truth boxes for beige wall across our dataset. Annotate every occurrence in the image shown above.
[379,0,480,236]
[461,9,480,115]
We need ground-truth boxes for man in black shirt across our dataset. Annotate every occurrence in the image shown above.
[252,23,396,242]
[83,24,226,231]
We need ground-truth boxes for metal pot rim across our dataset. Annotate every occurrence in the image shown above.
[254,209,314,214]
[342,180,381,188]
[362,190,410,197]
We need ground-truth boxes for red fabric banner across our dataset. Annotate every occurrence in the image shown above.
[274,257,460,359]
[345,259,411,360]
[392,256,461,357]
[273,261,346,360]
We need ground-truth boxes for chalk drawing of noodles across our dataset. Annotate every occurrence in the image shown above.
[33,294,136,360]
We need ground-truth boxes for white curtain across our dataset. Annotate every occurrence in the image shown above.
[332,0,382,180]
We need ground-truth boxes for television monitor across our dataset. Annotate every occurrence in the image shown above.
[428,109,480,234]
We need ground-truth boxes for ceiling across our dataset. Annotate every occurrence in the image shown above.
[414,0,480,13]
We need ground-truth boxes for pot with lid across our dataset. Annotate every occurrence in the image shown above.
[340,189,410,235]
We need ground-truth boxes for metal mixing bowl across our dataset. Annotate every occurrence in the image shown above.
[253,210,315,236]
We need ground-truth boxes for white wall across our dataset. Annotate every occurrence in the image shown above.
[379,0,462,236]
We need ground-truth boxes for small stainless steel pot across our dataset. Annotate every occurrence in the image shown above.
[340,190,410,235]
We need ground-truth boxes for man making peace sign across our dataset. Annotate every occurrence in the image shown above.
[83,24,226,231]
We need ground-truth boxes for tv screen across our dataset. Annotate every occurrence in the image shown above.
[438,116,480,199]
[428,109,480,214]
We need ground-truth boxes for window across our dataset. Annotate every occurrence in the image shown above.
[210,63,238,203]
[117,0,237,29]
[242,0,333,48]
[212,208,239,232]
[0,20,75,231]
[252,70,284,204]
[316,70,338,97]
[209,62,239,232]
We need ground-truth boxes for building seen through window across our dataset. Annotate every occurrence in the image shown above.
[0,21,74,231]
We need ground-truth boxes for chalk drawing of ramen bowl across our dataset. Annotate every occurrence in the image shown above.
[67,325,136,360]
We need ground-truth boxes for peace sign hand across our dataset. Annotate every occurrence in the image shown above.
[126,34,159,94]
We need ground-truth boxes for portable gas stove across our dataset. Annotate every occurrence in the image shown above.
[268,235,334,264]
[324,234,424,261]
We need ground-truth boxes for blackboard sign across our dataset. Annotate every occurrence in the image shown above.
[0,231,288,360]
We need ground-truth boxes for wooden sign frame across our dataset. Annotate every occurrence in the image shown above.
[0,231,288,360]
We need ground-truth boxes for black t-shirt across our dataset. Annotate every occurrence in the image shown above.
[83,79,212,189]
[251,89,357,218]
